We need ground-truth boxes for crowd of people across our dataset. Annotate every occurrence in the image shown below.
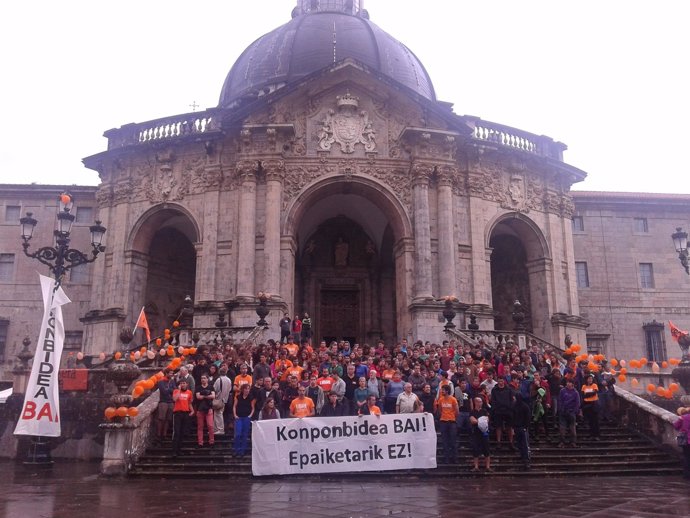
[154,332,619,470]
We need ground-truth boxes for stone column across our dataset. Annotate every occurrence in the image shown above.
[236,160,259,299]
[262,160,284,298]
[412,162,434,301]
[437,165,457,298]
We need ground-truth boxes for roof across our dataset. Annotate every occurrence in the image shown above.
[218,9,436,107]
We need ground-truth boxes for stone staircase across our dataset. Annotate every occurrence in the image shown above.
[128,419,682,478]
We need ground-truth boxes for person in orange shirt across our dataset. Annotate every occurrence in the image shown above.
[281,364,305,383]
[233,363,253,395]
[272,350,293,378]
[359,394,381,416]
[581,374,600,440]
[290,386,315,418]
[171,379,195,457]
[435,385,460,464]
[284,340,299,359]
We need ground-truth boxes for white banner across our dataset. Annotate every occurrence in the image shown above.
[14,274,70,437]
[252,414,437,476]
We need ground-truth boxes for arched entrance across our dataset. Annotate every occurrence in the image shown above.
[488,214,550,334]
[128,206,199,336]
[284,176,412,345]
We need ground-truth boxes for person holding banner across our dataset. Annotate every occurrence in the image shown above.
[320,391,346,417]
[359,394,382,416]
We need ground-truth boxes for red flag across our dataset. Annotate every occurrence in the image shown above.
[136,307,151,343]
[669,321,688,343]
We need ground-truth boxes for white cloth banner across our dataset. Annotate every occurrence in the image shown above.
[14,274,70,437]
[252,413,437,476]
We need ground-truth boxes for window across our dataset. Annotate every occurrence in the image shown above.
[639,263,654,288]
[0,319,7,362]
[69,263,90,284]
[572,216,584,232]
[586,333,610,356]
[643,320,667,362]
[633,217,648,233]
[575,261,589,288]
[64,331,83,351]
[75,206,93,224]
[0,254,15,281]
[5,205,20,223]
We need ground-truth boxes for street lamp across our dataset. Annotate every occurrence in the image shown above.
[671,227,689,275]
[20,192,106,286]
[17,192,106,465]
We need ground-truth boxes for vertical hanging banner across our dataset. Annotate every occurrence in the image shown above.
[14,274,71,437]
[252,414,437,476]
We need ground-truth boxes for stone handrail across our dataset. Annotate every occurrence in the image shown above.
[614,386,683,453]
[105,109,221,150]
[464,116,566,160]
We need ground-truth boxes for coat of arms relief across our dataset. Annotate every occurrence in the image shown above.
[317,92,377,154]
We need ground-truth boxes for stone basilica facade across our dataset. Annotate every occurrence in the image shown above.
[1,0,688,382]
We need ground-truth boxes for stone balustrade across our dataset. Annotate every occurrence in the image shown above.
[105,110,221,150]
[465,116,567,160]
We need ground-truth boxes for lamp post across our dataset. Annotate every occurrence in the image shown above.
[20,192,106,286]
[671,227,689,275]
[18,192,106,464]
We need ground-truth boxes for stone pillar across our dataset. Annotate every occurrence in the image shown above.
[262,160,284,298]
[236,160,259,299]
[412,162,434,301]
[437,165,457,298]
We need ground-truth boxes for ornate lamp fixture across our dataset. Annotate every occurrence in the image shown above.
[20,192,106,285]
[671,227,689,275]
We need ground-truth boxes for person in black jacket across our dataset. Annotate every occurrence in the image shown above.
[513,395,532,470]
[320,392,346,417]
[490,377,515,450]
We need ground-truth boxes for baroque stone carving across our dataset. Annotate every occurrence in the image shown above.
[501,173,528,212]
[96,185,114,207]
[261,159,285,182]
[360,166,411,209]
[282,165,328,210]
[318,93,376,154]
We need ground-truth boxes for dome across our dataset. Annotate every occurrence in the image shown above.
[218,3,436,107]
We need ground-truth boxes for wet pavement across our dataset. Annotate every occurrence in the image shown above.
[0,461,689,518]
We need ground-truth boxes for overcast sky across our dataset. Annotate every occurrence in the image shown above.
[1,0,688,193]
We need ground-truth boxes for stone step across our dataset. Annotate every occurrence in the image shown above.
[129,465,683,478]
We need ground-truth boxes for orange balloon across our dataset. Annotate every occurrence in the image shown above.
[167,346,174,356]
[116,406,128,417]
[565,348,573,355]
[640,358,648,366]
[173,321,180,328]
[60,193,71,205]
[132,386,144,398]
[156,338,162,347]
[610,358,619,367]
[104,407,117,420]
[127,407,139,417]
[663,389,673,399]
[619,368,628,375]
[631,378,639,388]
[669,383,680,393]
[646,383,656,394]
[655,386,665,397]
[572,344,582,352]
[155,371,165,380]
[670,358,681,366]
[114,351,122,360]
[164,329,171,336]
[617,374,626,383]
[629,360,639,369]
[661,361,669,369]
[140,346,147,354]
[143,379,155,390]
